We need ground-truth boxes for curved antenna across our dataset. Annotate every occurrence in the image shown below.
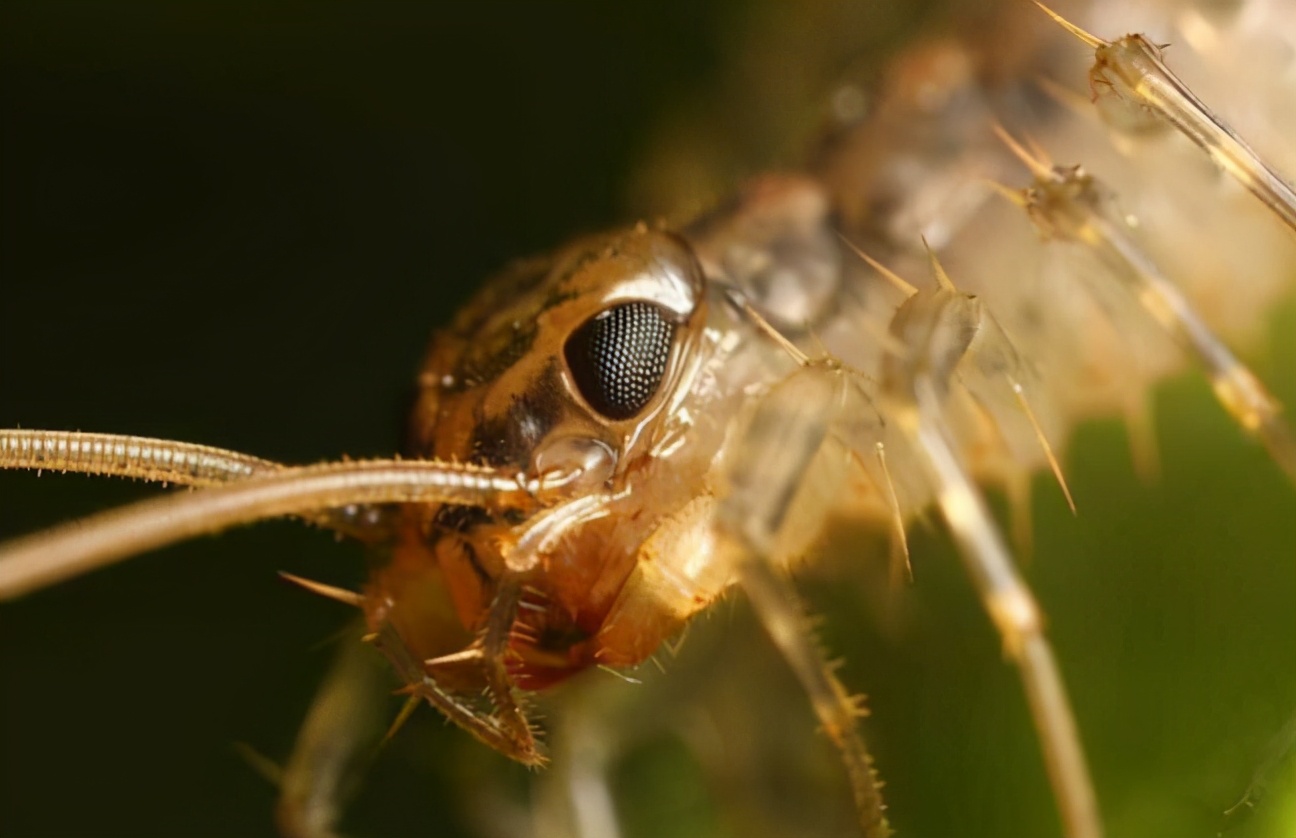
[0,458,542,600]
[0,428,400,539]
[0,429,280,485]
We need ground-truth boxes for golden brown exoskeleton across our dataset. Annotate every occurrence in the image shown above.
[368,227,730,760]
[3,1,1296,837]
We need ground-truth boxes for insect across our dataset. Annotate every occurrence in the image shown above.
[2,2,1295,837]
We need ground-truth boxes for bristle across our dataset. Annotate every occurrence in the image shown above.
[837,233,918,298]
[424,647,484,669]
[872,442,912,586]
[984,179,1030,209]
[1012,382,1077,514]
[921,239,958,292]
[992,123,1054,180]
[277,572,365,608]
[1032,0,1106,49]
[231,742,284,787]
[597,664,645,684]
[382,693,424,746]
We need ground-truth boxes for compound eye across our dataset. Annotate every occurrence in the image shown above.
[564,302,676,421]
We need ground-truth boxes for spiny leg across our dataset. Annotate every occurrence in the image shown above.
[840,238,1076,548]
[369,616,546,767]
[276,553,547,767]
[880,273,1101,838]
[476,574,545,762]
[1035,2,1296,234]
[716,364,891,838]
[246,563,550,771]
[995,133,1296,484]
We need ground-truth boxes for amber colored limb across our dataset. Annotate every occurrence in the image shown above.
[1032,4,1296,233]
[1086,201,1296,484]
[880,271,1099,836]
[478,575,543,760]
[734,557,888,837]
[1101,35,1296,234]
[371,620,547,767]
[1013,160,1296,484]
[0,458,531,600]
[718,367,891,838]
[901,379,1101,838]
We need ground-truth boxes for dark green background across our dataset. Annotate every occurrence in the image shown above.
[1,3,1293,837]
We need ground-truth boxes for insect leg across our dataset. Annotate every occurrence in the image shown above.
[478,574,545,763]
[530,686,624,838]
[998,142,1296,484]
[716,365,891,838]
[882,285,1101,838]
[1036,4,1296,233]
[275,624,392,838]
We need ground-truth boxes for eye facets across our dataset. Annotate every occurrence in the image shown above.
[565,302,675,421]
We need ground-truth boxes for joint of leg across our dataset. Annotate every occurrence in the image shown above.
[988,587,1044,659]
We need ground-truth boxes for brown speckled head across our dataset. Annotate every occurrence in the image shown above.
[368,224,714,715]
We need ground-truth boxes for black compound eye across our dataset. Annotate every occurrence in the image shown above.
[564,302,676,421]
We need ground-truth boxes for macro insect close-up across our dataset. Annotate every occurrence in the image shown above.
[2,2,1295,837]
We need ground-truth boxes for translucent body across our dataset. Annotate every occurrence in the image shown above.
[2,3,1295,838]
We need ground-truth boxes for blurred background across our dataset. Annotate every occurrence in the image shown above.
[1,3,1293,837]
